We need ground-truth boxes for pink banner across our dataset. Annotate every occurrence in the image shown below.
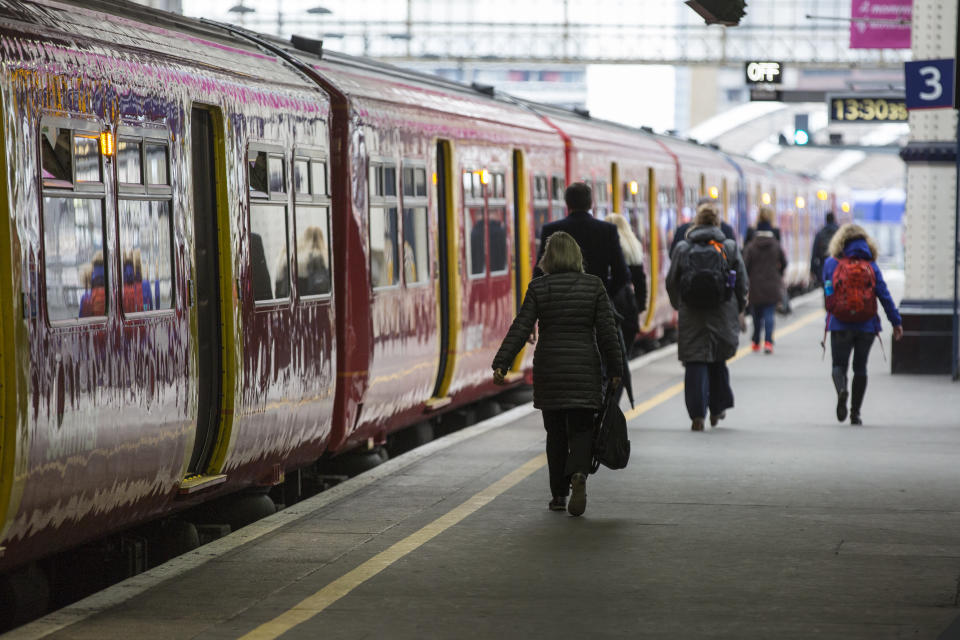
[850,0,912,49]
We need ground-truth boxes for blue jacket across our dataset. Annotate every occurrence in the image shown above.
[822,238,901,333]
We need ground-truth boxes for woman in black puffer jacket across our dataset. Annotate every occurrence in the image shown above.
[493,231,623,517]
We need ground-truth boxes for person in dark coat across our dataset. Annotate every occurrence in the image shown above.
[743,207,787,353]
[534,182,630,298]
[667,201,747,432]
[810,211,839,286]
[493,231,623,517]
[670,199,737,256]
[823,223,903,426]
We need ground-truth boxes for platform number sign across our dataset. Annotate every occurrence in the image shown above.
[904,59,956,110]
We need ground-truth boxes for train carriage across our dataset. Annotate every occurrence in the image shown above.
[0,0,339,572]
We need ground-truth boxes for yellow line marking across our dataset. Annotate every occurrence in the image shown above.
[623,308,824,422]
[239,454,547,640]
[241,307,827,639]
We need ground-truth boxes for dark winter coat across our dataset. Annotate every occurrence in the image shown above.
[493,272,623,410]
[809,222,838,284]
[666,225,748,363]
[743,231,786,306]
[822,227,901,334]
[534,212,630,297]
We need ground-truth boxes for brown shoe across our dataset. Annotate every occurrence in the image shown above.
[710,411,726,427]
[567,474,587,516]
[691,418,705,431]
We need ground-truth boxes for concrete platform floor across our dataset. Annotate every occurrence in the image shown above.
[8,283,960,640]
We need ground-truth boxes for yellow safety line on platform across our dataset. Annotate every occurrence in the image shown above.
[240,307,825,640]
[239,454,547,640]
[624,308,823,422]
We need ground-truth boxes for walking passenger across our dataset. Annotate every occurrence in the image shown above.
[493,231,623,517]
[743,206,787,354]
[667,200,747,431]
[535,182,630,298]
[671,197,737,255]
[606,212,648,356]
[810,211,839,287]
[823,224,903,425]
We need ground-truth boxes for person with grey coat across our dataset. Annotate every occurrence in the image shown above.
[667,201,748,431]
[493,231,623,517]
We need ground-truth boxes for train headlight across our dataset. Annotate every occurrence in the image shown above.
[841,202,851,213]
[816,189,829,201]
[709,186,719,199]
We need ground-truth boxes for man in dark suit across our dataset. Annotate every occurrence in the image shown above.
[534,182,630,297]
[670,197,737,257]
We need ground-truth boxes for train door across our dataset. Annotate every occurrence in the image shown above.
[185,106,229,479]
[429,140,458,402]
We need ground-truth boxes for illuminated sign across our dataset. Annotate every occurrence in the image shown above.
[828,95,908,123]
[745,61,783,85]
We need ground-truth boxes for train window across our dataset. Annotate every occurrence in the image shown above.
[466,206,485,276]
[533,206,550,267]
[250,203,290,301]
[117,139,142,185]
[402,167,416,197]
[40,125,72,188]
[493,173,505,198]
[552,175,564,202]
[402,206,428,284]
[462,170,472,197]
[116,128,174,315]
[39,118,110,323]
[268,156,285,193]
[249,151,269,198]
[488,206,507,273]
[414,168,427,197]
[370,206,399,288]
[294,159,310,196]
[118,200,174,312]
[382,165,397,197]
[311,160,327,196]
[293,206,331,296]
[145,143,168,186]
[533,175,548,201]
[43,197,107,322]
[74,134,102,184]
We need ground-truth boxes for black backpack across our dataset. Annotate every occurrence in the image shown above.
[679,238,731,309]
[591,384,630,473]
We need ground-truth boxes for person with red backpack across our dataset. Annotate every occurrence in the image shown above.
[822,224,903,425]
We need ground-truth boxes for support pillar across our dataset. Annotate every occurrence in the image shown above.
[892,0,959,374]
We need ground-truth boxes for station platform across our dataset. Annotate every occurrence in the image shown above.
[7,280,960,640]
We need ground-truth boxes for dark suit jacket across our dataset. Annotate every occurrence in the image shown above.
[533,211,630,297]
[671,221,737,256]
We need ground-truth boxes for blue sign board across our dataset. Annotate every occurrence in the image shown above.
[904,59,956,110]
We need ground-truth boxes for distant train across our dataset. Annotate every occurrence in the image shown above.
[0,0,841,600]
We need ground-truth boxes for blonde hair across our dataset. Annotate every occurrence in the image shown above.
[757,206,775,225]
[694,201,720,227]
[539,231,584,274]
[607,212,644,266]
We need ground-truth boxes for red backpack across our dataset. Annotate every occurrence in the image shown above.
[826,257,877,323]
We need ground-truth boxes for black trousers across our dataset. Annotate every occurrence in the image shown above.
[830,330,875,376]
[542,409,595,498]
[683,361,734,420]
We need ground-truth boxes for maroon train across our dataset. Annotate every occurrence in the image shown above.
[0,0,841,588]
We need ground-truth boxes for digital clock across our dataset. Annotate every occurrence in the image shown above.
[828,95,908,123]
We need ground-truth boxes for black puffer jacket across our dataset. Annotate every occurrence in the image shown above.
[493,272,623,410]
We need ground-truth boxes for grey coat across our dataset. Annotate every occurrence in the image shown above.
[666,225,748,363]
[493,272,623,410]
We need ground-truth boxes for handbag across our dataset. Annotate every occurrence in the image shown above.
[590,384,630,473]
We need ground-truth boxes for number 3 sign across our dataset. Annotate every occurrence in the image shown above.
[905,59,957,110]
